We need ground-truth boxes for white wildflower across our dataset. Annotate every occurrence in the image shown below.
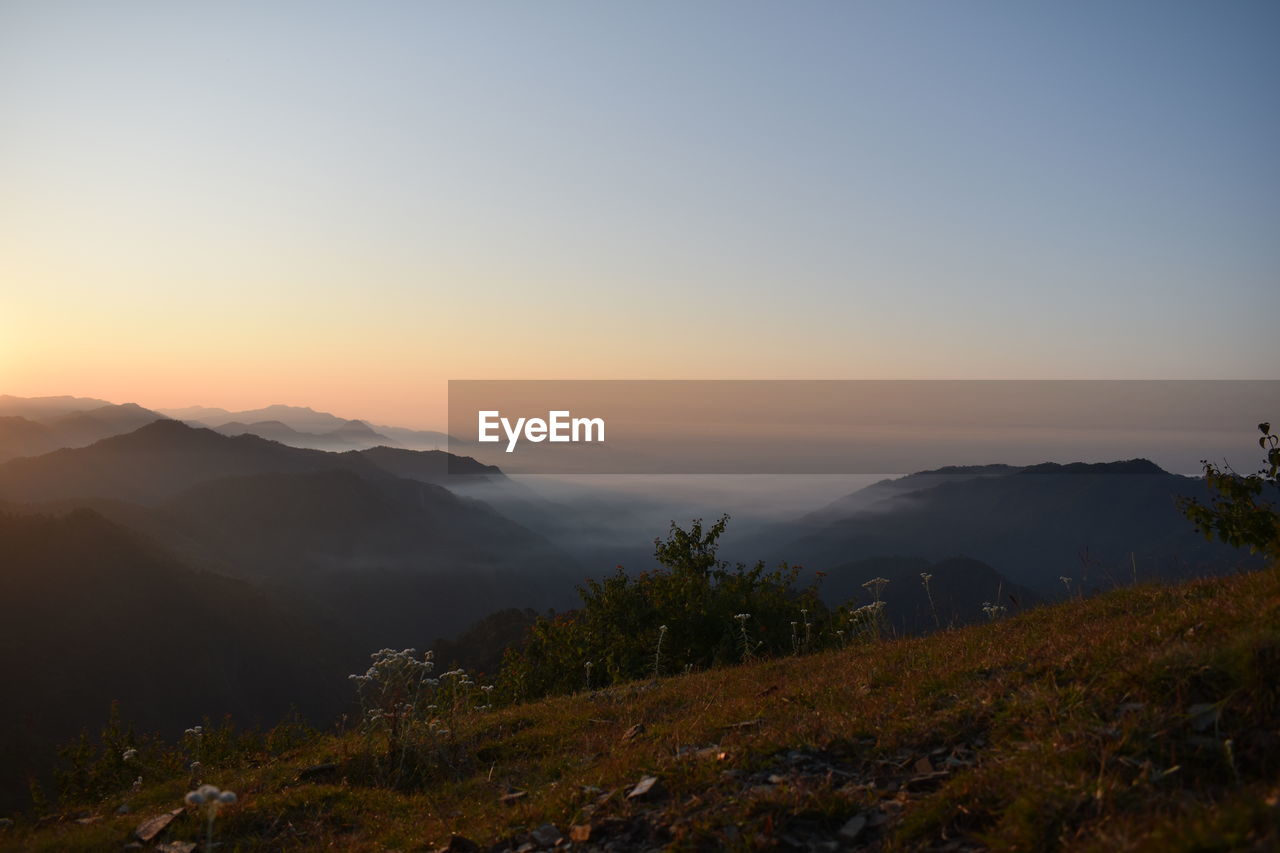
[862,577,890,601]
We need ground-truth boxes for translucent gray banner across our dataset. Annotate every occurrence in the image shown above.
[446,380,1279,475]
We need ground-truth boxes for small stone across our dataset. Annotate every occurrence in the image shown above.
[914,756,934,774]
[530,823,562,846]
[627,775,662,800]
[838,814,867,842]
[570,825,592,842]
[115,804,131,815]
[135,809,182,842]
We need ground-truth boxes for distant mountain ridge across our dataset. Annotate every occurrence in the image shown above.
[0,419,386,503]
[0,395,459,461]
[759,459,1253,594]
[160,402,453,451]
[0,394,114,418]
[213,417,401,451]
[799,464,1020,524]
[1017,459,1168,475]
[0,418,581,639]
[358,444,501,480]
[0,398,170,461]
[163,403,362,434]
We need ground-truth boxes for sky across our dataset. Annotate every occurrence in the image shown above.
[2,1,1277,429]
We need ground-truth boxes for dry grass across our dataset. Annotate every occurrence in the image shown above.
[8,567,1279,851]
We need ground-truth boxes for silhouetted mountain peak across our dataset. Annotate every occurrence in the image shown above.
[328,419,379,437]
[51,401,160,422]
[1017,459,1168,476]
[907,464,1020,477]
[100,417,217,447]
[358,445,503,480]
[78,418,315,457]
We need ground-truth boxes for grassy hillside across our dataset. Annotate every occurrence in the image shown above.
[6,566,1278,852]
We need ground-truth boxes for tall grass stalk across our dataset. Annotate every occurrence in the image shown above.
[921,572,940,629]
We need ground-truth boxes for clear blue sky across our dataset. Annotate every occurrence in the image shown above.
[2,1,1277,426]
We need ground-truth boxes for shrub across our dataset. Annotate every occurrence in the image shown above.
[498,516,825,702]
[346,649,484,788]
[1179,422,1280,561]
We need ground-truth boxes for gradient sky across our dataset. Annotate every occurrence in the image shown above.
[3,1,1277,428]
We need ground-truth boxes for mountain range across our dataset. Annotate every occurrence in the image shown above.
[0,414,581,809]
[0,398,167,461]
[0,396,456,463]
[0,393,1262,816]
[744,460,1253,595]
[160,403,452,451]
[0,419,577,611]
